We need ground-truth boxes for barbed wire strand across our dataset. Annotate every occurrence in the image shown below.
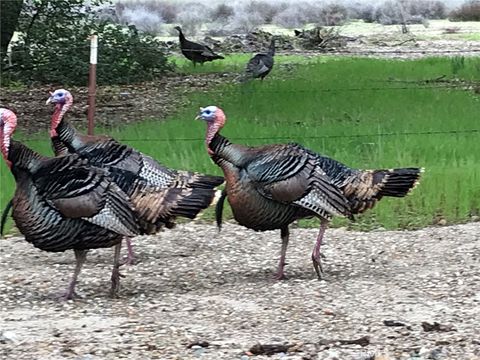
[3,45,480,56]
[24,128,480,143]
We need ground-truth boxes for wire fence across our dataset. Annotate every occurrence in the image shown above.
[3,44,480,57]
[2,35,479,145]
[23,128,480,143]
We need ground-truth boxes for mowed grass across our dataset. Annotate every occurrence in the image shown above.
[1,55,480,233]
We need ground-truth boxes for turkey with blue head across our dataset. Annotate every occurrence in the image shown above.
[197,105,423,280]
[45,89,224,265]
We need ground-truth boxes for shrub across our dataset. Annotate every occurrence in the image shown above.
[373,0,447,24]
[116,1,179,24]
[211,3,235,23]
[120,5,164,35]
[349,3,376,22]
[272,3,310,29]
[5,0,172,86]
[229,6,265,33]
[317,3,349,26]
[449,0,480,21]
[243,1,285,24]
[176,2,209,35]
[374,0,408,25]
[405,0,446,19]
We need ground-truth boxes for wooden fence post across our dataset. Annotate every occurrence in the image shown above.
[87,34,98,135]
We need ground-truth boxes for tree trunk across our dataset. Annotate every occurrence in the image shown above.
[1,0,23,56]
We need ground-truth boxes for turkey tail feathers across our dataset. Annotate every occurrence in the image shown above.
[377,167,423,198]
[215,189,228,231]
[187,174,224,189]
[169,188,220,219]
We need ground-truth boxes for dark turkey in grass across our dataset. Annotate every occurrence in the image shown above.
[0,108,140,299]
[196,106,423,280]
[174,26,224,66]
[45,89,224,266]
[242,38,276,82]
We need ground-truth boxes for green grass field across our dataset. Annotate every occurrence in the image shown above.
[2,55,480,233]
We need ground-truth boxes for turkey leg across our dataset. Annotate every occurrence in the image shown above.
[122,238,135,265]
[275,226,290,280]
[311,219,328,280]
[110,242,124,298]
[62,249,87,300]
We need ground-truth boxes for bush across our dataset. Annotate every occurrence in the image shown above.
[272,3,310,29]
[229,6,265,33]
[449,0,480,21]
[5,0,172,86]
[243,1,284,24]
[120,5,164,35]
[211,3,235,23]
[374,0,447,24]
[349,3,376,22]
[317,3,349,26]
[116,1,178,24]
[176,2,209,35]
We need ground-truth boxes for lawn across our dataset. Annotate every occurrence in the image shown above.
[2,55,480,232]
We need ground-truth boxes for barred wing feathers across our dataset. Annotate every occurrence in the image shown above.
[33,155,139,237]
[244,144,352,220]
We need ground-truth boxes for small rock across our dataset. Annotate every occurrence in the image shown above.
[421,321,456,332]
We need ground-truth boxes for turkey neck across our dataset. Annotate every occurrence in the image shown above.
[54,119,80,152]
[177,29,186,43]
[268,40,275,56]
[7,140,45,175]
[209,133,249,168]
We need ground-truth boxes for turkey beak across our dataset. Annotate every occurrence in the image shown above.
[46,91,54,105]
[195,107,205,120]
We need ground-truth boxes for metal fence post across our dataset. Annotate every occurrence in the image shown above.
[87,34,98,136]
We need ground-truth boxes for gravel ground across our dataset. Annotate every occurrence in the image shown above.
[1,222,479,360]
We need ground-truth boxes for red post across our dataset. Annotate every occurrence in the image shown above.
[87,34,98,136]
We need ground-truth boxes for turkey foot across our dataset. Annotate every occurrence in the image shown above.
[110,267,125,298]
[311,252,324,280]
[58,282,82,301]
[274,267,288,281]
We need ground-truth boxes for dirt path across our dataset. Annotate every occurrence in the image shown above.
[1,222,479,359]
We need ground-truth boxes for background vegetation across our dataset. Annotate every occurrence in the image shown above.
[2,0,480,86]
[111,0,479,35]
[2,55,480,232]
[1,0,171,86]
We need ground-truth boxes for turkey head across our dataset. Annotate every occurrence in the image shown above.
[195,105,226,155]
[46,89,73,137]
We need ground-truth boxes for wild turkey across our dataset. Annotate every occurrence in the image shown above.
[174,26,224,66]
[0,108,140,299]
[242,38,276,81]
[46,89,224,244]
[196,106,422,280]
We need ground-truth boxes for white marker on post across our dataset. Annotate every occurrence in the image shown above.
[88,34,98,135]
